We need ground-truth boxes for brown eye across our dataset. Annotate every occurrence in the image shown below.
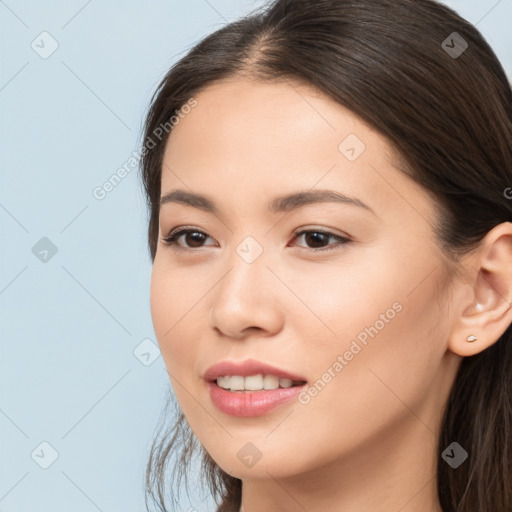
[161,228,215,250]
[181,232,207,247]
[161,227,351,253]
[292,230,351,252]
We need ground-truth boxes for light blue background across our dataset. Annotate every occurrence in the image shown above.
[1,1,511,511]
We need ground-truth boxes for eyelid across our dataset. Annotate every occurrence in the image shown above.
[291,228,351,252]
[160,225,352,253]
[162,226,217,250]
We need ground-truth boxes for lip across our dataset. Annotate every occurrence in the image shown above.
[207,382,307,417]
[203,358,307,383]
[204,358,308,417]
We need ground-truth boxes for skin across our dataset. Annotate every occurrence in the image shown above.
[150,77,512,512]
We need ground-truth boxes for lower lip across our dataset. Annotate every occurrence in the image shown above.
[207,381,307,417]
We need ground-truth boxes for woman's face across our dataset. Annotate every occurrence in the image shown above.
[150,77,460,480]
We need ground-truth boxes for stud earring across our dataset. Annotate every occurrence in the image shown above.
[466,335,477,343]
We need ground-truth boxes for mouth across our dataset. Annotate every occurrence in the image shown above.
[203,358,308,388]
[206,379,308,417]
[214,374,307,392]
[203,359,308,417]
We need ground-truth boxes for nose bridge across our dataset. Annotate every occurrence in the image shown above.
[234,234,266,267]
[221,233,270,297]
[208,232,283,337]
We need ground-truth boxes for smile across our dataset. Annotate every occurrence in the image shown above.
[216,374,306,391]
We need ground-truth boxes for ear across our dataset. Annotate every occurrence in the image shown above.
[447,221,512,357]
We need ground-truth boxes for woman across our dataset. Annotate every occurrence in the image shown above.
[140,0,512,510]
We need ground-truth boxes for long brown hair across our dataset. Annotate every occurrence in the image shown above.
[139,1,512,510]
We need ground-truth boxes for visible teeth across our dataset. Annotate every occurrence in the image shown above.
[216,376,229,388]
[279,378,293,388]
[244,374,263,390]
[216,374,302,391]
[263,375,279,390]
[230,376,245,391]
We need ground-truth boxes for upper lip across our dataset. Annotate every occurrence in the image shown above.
[204,358,307,383]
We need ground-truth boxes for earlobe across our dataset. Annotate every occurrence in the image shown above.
[447,222,512,358]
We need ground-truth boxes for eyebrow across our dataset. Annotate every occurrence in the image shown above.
[159,188,376,216]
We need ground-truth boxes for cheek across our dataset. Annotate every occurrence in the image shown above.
[299,268,446,436]
[149,261,171,342]
[149,260,199,376]
[278,257,403,360]
[291,253,447,414]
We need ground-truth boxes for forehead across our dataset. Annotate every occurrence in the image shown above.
[164,77,392,160]
[160,78,434,224]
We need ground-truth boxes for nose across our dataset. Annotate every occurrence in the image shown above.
[208,247,284,340]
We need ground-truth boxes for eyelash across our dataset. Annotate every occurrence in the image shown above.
[161,227,351,253]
